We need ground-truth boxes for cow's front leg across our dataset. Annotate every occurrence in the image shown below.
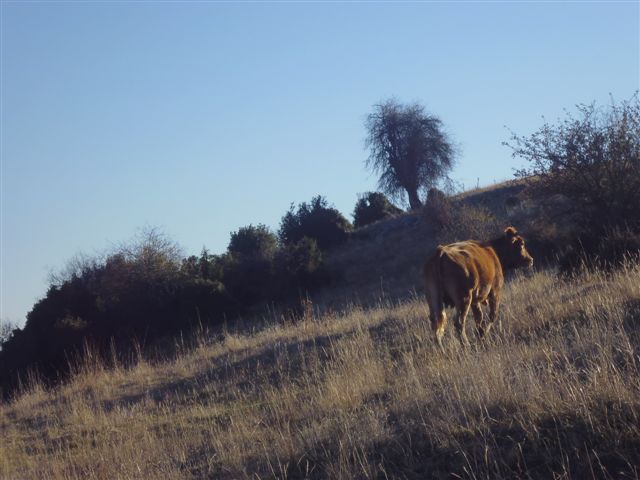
[483,291,501,337]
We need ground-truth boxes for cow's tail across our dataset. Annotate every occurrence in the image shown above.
[425,247,447,347]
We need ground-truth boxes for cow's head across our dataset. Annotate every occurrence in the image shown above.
[499,227,534,269]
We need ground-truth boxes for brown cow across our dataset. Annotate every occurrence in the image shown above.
[424,227,533,347]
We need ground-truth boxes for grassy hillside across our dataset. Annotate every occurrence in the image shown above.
[2,258,639,479]
[2,181,639,479]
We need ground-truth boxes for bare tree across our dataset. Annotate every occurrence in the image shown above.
[507,93,640,230]
[365,99,455,210]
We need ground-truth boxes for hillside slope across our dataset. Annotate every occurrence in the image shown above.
[313,180,529,309]
[2,259,639,479]
[4,181,639,479]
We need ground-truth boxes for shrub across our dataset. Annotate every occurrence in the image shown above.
[273,237,327,294]
[228,224,278,260]
[222,254,274,306]
[221,225,279,305]
[278,196,352,250]
[423,186,505,243]
[423,187,452,230]
[174,278,237,323]
[427,199,503,245]
[352,192,402,228]
[559,226,640,273]
[181,248,225,283]
[508,94,640,231]
[0,229,235,395]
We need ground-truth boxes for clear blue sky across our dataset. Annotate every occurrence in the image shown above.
[1,1,638,326]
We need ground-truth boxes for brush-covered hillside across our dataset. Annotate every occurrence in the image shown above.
[2,180,640,479]
[315,179,534,308]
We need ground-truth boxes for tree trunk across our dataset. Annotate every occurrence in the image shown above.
[407,188,422,210]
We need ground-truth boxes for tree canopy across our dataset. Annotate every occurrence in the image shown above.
[365,99,455,210]
[278,196,352,249]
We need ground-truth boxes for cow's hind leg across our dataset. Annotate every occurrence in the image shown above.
[483,291,501,337]
[430,307,447,349]
[426,291,447,348]
[471,303,486,338]
[425,264,447,348]
[454,294,472,348]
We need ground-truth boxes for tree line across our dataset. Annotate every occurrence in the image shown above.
[0,191,408,395]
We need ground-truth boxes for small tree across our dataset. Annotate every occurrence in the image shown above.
[353,192,402,228]
[223,225,278,305]
[365,99,455,210]
[273,237,325,293]
[228,224,277,260]
[278,196,352,250]
[181,247,225,283]
[507,94,640,231]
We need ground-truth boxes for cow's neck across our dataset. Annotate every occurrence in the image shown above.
[487,237,515,270]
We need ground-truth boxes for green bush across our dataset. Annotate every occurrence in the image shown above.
[222,254,274,306]
[181,248,225,283]
[174,278,237,323]
[0,229,236,396]
[278,196,352,250]
[352,192,402,228]
[222,225,278,305]
[273,237,326,294]
[228,224,277,260]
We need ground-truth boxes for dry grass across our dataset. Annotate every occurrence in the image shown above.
[454,178,524,200]
[2,262,640,479]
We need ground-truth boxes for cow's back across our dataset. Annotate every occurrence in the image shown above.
[428,241,503,307]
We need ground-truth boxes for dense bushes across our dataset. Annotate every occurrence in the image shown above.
[273,237,326,293]
[0,230,240,393]
[279,196,352,250]
[224,225,279,304]
[352,192,402,228]
[228,224,277,260]
[510,95,640,230]
[0,209,344,395]
[559,226,640,272]
[508,94,640,270]
[181,248,225,283]
[223,254,274,306]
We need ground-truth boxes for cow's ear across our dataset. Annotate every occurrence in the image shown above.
[504,227,518,238]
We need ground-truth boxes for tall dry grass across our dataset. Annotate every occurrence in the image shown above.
[1,262,639,479]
